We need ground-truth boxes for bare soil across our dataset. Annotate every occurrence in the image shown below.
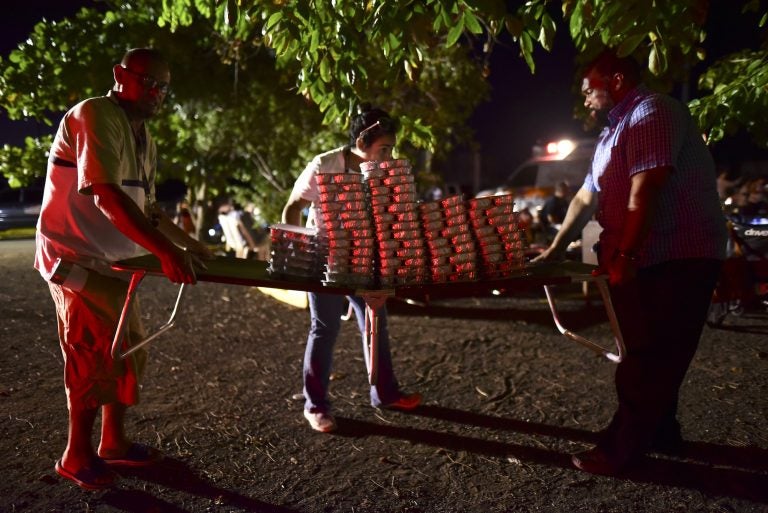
[1,239,767,513]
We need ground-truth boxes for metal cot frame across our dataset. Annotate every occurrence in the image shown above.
[110,256,625,385]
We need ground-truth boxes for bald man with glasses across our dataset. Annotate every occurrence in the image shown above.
[36,48,210,490]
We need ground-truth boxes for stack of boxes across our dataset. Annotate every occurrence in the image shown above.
[362,159,428,287]
[315,173,376,287]
[419,196,479,283]
[268,159,527,287]
[467,195,526,278]
[267,224,326,280]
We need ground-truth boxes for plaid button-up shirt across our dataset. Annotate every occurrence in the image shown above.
[583,85,727,267]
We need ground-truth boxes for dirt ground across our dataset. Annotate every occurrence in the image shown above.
[1,238,767,513]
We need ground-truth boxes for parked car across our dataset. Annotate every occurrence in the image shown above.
[0,185,43,230]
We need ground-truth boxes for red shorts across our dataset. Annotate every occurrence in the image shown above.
[48,270,147,410]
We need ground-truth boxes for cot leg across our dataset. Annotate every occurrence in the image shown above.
[361,293,389,386]
[111,272,186,360]
[543,275,626,363]
[111,271,146,360]
[122,283,186,359]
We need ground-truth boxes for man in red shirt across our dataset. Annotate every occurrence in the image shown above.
[36,48,209,490]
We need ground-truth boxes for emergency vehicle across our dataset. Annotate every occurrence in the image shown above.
[477,137,596,219]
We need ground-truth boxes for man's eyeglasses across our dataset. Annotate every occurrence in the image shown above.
[121,66,170,94]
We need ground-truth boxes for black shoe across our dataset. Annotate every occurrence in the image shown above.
[650,420,684,453]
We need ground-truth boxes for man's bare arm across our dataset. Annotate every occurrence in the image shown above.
[91,183,197,283]
[532,187,597,262]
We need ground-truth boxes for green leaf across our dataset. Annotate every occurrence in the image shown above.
[520,30,533,55]
[264,11,283,32]
[649,45,660,75]
[596,1,625,28]
[616,33,646,57]
[440,7,452,29]
[520,31,535,72]
[309,27,319,55]
[388,32,401,50]
[432,9,444,32]
[647,42,669,76]
[538,14,555,51]
[609,13,637,37]
[464,11,483,35]
[568,2,583,40]
[319,55,331,83]
[446,15,465,46]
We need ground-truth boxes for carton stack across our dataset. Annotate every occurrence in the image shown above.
[269,167,530,287]
[315,172,376,287]
[267,224,326,280]
[467,194,527,278]
[362,159,428,287]
[420,195,479,283]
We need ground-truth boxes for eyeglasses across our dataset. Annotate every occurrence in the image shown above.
[121,66,170,94]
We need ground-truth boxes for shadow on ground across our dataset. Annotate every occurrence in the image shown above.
[387,295,609,331]
[334,405,768,504]
[105,458,299,513]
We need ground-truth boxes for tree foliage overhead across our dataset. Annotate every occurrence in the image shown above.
[0,1,329,223]
[160,0,768,149]
[0,0,489,223]
[1,0,767,224]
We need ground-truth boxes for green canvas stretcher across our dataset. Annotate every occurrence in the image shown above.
[110,256,625,385]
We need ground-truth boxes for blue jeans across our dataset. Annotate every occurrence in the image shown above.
[304,293,401,413]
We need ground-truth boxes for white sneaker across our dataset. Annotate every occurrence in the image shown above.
[303,410,337,432]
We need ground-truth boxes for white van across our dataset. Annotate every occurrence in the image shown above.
[477,138,596,219]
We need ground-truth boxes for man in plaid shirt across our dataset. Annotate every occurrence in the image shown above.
[535,51,727,475]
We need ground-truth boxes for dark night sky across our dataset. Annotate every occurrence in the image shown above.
[458,29,584,188]
[0,1,103,148]
[1,1,765,190]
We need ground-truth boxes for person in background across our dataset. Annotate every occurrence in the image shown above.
[533,50,727,475]
[218,199,260,258]
[740,178,768,218]
[516,206,535,244]
[726,178,768,221]
[715,168,737,203]
[539,181,571,242]
[282,105,422,433]
[35,48,210,490]
[174,200,197,238]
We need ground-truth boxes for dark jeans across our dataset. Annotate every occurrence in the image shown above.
[304,293,401,413]
[600,258,722,455]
